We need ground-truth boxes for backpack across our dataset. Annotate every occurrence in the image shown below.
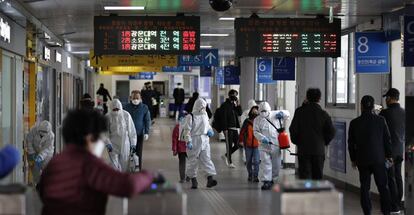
[212,106,224,133]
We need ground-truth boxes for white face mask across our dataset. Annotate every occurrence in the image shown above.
[132,99,141,105]
[90,139,105,158]
[260,111,269,118]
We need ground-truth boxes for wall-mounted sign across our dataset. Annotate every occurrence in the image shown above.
[89,50,177,67]
[94,16,200,56]
[223,65,240,85]
[101,66,162,73]
[355,32,390,73]
[256,58,274,84]
[178,49,219,67]
[0,17,10,43]
[273,57,296,80]
[55,50,61,63]
[235,18,341,57]
[215,67,224,85]
[403,16,414,67]
[162,66,191,72]
[43,46,51,61]
[129,72,155,80]
[67,56,71,69]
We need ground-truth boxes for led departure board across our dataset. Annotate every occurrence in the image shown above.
[94,16,200,56]
[235,18,341,57]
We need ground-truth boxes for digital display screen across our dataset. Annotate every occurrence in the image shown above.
[94,16,200,56]
[235,18,341,57]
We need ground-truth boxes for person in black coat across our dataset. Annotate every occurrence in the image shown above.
[96,83,112,114]
[348,95,393,215]
[219,89,242,168]
[289,88,335,180]
[141,82,155,121]
[379,88,405,212]
[173,83,185,119]
[185,92,212,119]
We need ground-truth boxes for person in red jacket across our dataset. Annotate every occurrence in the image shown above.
[172,114,188,183]
[38,109,156,215]
[239,106,260,183]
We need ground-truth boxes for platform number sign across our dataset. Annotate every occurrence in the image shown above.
[355,32,390,74]
[273,57,295,81]
[403,16,414,67]
[256,58,274,84]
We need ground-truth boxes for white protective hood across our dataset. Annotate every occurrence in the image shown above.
[247,99,257,110]
[192,98,207,115]
[259,102,271,114]
[111,99,123,111]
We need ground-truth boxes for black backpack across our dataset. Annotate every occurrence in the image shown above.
[212,106,224,133]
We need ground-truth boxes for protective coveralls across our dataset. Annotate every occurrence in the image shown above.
[182,98,217,189]
[106,99,137,172]
[27,120,55,184]
[253,102,290,189]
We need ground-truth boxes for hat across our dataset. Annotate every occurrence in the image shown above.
[383,88,400,99]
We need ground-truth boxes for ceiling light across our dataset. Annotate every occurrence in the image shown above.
[201,33,229,37]
[71,51,90,54]
[200,45,213,48]
[219,17,235,21]
[104,6,145,11]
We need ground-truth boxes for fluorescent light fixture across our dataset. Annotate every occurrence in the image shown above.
[200,45,213,48]
[219,17,235,21]
[201,33,229,37]
[71,51,90,54]
[67,56,71,69]
[104,6,145,10]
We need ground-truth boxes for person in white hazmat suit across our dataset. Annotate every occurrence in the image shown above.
[106,99,138,172]
[182,98,218,189]
[253,102,290,190]
[27,120,55,185]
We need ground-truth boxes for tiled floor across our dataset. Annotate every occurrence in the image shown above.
[26,118,395,215]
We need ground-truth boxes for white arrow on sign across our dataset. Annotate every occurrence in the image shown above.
[205,52,217,64]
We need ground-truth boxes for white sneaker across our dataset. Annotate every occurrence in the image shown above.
[221,155,229,166]
[390,210,401,215]
[228,163,236,169]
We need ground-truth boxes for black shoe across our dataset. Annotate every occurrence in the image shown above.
[253,177,260,183]
[185,176,191,182]
[261,181,273,190]
[247,176,253,182]
[206,176,218,188]
[191,178,198,189]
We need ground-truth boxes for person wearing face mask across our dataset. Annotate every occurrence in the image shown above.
[124,90,151,171]
[37,109,156,215]
[253,102,288,190]
[239,99,257,164]
[105,99,137,172]
[26,120,55,185]
[182,98,218,189]
[239,105,260,182]
[172,113,188,183]
[218,89,242,168]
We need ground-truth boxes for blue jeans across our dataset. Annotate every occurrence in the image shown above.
[245,147,260,177]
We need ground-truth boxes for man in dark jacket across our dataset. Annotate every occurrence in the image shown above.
[348,95,392,215]
[141,82,155,121]
[219,89,242,168]
[173,83,185,119]
[96,83,112,114]
[289,88,335,180]
[380,88,405,212]
[124,90,151,171]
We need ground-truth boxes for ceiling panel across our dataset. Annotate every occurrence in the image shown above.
[16,0,407,57]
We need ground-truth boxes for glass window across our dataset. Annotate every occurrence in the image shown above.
[326,33,356,107]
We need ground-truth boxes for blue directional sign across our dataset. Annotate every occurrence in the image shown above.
[200,66,212,77]
[404,16,414,67]
[329,121,347,173]
[162,66,191,72]
[179,49,219,67]
[129,72,154,80]
[215,67,224,85]
[224,65,240,85]
[256,58,275,84]
[355,32,390,74]
[273,57,295,81]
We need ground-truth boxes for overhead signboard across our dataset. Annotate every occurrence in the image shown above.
[89,50,177,67]
[94,16,200,56]
[355,32,390,73]
[162,66,191,72]
[273,57,295,81]
[129,72,155,80]
[224,65,240,85]
[403,16,414,67]
[235,18,341,57]
[256,58,275,84]
[178,49,219,67]
[100,66,162,73]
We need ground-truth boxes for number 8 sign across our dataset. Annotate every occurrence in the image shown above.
[355,32,389,74]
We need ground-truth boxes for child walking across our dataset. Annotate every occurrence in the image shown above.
[172,115,187,183]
